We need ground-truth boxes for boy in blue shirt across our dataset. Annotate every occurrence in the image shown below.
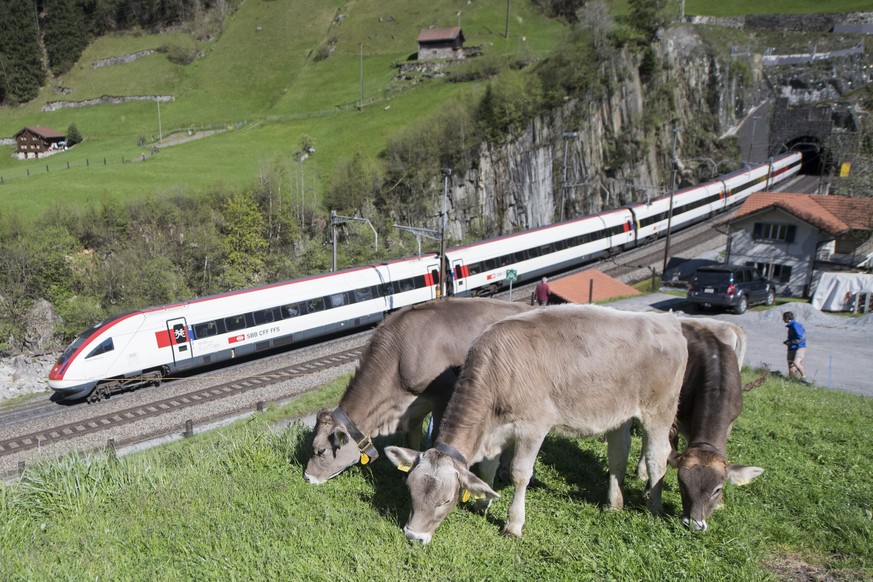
[782,311,807,380]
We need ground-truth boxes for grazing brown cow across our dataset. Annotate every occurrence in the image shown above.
[668,320,764,532]
[637,316,749,478]
[680,316,748,368]
[385,305,688,543]
[303,297,532,484]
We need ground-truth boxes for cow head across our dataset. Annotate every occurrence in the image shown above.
[385,446,499,544]
[669,448,763,532]
[303,409,364,484]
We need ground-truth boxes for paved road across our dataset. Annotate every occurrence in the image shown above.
[607,293,873,398]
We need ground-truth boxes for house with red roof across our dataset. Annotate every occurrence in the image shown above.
[15,126,66,159]
[723,192,873,297]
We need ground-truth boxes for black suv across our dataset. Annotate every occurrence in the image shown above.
[686,264,776,314]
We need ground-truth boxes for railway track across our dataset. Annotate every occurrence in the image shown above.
[0,344,364,479]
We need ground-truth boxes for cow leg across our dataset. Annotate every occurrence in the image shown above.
[640,422,671,515]
[470,454,500,513]
[606,421,632,510]
[636,429,649,482]
[503,433,546,538]
[402,399,434,450]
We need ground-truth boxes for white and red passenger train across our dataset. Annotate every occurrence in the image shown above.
[49,152,801,401]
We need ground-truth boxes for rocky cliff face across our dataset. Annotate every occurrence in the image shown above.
[442,27,761,242]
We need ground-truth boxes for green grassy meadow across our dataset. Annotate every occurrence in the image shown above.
[0,0,563,221]
[1,370,871,580]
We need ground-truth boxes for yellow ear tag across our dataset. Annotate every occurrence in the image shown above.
[360,453,370,465]
[462,489,471,503]
[397,463,411,473]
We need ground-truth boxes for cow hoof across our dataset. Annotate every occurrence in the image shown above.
[500,524,523,538]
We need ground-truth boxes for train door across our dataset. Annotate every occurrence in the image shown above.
[166,317,193,363]
[428,263,442,298]
[451,259,467,296]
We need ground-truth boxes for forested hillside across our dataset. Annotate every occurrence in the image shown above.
[0,0,237,105]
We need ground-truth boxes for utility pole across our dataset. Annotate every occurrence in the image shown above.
[561,131,578,222]
[662,126,680,274]
[331,210,377,272]
[439,168,451,297]
[505,0,511,39]
[359,43,364,109]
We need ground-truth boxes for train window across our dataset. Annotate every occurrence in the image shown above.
[397,278,415,292]
[513,250,528,262]
[329,292,348,308]
[354,286,374,302]
[468,262,481,275]
[253,308,278,326]
[193,321,219,338]
[308,297,326,313]
[539,243,553,256]
[225,314,247,332]
[380,283,394,296]
[499,254,512,267]
[282,303,304,319]
[86,337,114,359]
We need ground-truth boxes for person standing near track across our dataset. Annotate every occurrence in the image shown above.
[534,277,551,306]
[782,311,807,381]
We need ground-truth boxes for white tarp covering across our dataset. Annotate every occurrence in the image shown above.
[811,272,873,312]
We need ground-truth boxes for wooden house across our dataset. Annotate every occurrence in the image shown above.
[15,126,66,159]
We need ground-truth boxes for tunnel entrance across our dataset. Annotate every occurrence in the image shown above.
[778,138,824,175]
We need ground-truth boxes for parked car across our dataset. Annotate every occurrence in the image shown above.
[686,264,776,314]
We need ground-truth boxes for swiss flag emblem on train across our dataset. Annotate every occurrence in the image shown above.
[228,334,246,344]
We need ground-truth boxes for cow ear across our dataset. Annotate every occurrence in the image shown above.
[328,425,350,449]
[457,466,500,501]
[385,446,420,473]
[726,464,764,486]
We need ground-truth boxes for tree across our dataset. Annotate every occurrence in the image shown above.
[41,0,90,75]
[67,123,83,146]
[0,0,46,105]
[629,0,667,41]
[220,191,268,289]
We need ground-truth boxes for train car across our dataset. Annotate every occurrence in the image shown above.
[766,151,803,189]
[445,208,635,296]
[51,151,805,401]
[627,151,802,248]
[628,179,727,244]
[49,255,440,401]
[721,151,801,207]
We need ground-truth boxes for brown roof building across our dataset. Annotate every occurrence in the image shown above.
[417,27,465,60]
[724,192,873,297]
[15,126,66,159]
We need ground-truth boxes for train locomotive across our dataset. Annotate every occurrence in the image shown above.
[49,152,801,401]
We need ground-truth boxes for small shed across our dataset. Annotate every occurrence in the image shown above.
[417,27,465,60]
[546,269,641,304]
[15,126,66,159]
